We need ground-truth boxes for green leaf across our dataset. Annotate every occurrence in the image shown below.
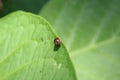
[40,0,120,80]
[0,11,76,80]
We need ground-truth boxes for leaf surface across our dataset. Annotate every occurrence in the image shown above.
[40,0,120,80]
[0,11,76,80]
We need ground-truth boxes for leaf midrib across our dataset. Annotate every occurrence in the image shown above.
[71,37,120,57]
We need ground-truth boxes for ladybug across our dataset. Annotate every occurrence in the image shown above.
[54,37,61,46]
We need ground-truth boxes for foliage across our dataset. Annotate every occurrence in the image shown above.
[0,0,120,80]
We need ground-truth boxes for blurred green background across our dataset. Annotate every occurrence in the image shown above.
[0,0,49,17]
[0,0,120,80]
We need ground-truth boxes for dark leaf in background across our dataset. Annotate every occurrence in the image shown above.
[0,0,49,17]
